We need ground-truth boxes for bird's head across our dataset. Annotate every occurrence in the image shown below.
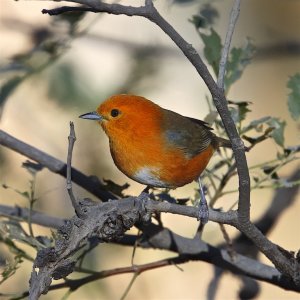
[79,94,162,137]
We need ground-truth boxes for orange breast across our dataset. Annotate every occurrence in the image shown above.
[109,133,215,188]
[156,144,215,187]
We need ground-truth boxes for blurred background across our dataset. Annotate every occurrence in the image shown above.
[0,0,299,299]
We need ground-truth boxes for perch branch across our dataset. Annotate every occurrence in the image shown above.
[27,196,300,300]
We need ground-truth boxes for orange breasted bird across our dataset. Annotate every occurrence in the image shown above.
[79,94,231,223]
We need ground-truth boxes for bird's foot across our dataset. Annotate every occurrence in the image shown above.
[197,177,209,224]
[198,197,209,224]
[137,189,152,223]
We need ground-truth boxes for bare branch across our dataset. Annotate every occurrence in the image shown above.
[26,195,300,299]
[0,204,65,229]
[1,175,299,294]
[66,122,85,218]
[217,0,241,89]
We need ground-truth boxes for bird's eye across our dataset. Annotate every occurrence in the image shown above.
[110,109,120,118]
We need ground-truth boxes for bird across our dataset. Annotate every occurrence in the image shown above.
[79,94,231,223]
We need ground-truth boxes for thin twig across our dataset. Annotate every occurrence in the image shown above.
[217,0,241,89]
[219,223,236,261]
[66,122,85,218]
[120,273,139,300]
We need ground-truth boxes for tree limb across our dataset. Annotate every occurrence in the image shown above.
[26,195,300,299]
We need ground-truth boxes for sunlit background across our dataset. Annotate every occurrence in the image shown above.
[0,0,299,299]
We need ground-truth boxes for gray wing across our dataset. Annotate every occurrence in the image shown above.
[162,109,215,158]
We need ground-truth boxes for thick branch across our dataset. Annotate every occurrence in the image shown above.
[26,196,300,299]
[1,170,299,294]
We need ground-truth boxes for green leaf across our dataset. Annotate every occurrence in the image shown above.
[189,15,207,29]
[19,191,30,199]
[262,165,279,180]
[266,118,286,148]
[241,116,271,134]
[189,4,219,29]
[22,160,44,176]
[228,100,251,122]
[229,107,239,123]
[0,254,23,284]
[199,28,222,75]
[287,73,300,121]
[225,38,255,89]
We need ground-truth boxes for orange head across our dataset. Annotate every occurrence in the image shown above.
[79,94,225,188]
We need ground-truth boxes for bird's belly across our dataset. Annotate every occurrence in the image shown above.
[132,166,167,187]
[110,140,214,188]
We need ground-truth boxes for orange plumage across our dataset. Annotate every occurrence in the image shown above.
[79,94,231,188]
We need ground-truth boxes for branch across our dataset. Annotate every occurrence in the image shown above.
[210,167,300,299]
[0,129,116,201]
[217,0,241,89]
[18,256,195,298]
[0,204,65,229]
[26,195,300,299]
[66,122,85,218]
[2,169,299,295]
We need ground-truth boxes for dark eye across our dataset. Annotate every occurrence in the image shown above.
[110,109,120,117]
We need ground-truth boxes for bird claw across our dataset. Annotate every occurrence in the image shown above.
[198,199,209,224]
[137,192,152,223]
[197,177,209,224]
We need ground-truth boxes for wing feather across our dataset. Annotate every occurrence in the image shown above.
[162,109,215,158]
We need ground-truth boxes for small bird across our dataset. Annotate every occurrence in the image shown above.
[79,94,231,223]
